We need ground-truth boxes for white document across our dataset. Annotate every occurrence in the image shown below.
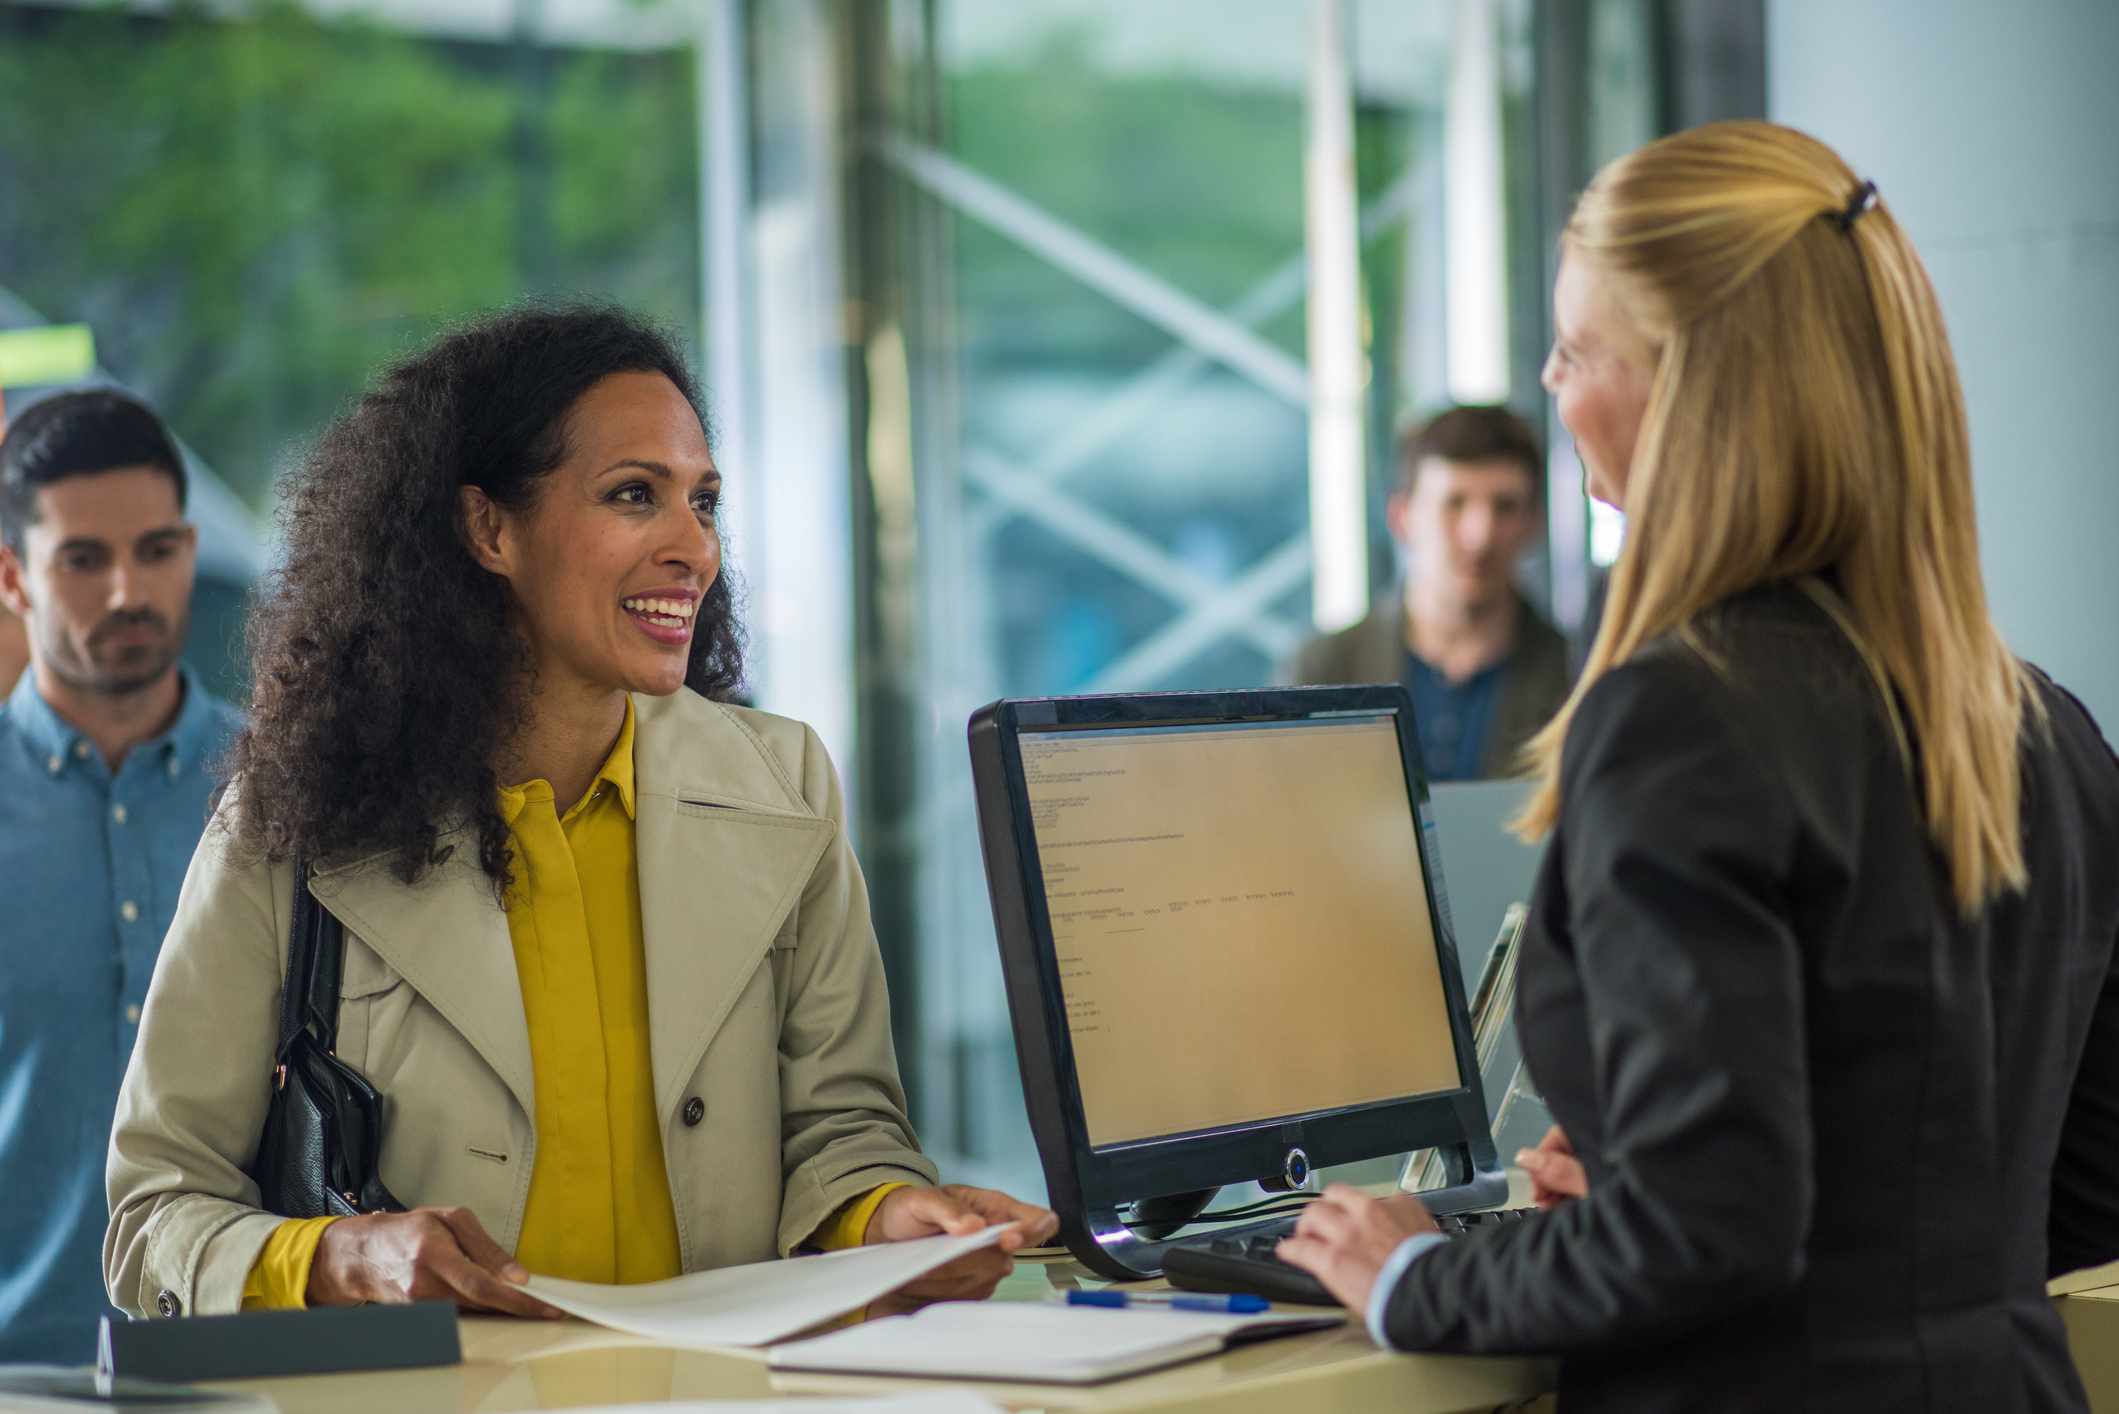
[767,1300,1344,1384]
[524,1226,1015,1348]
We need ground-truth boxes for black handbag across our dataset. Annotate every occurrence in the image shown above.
[248,859,406,1219]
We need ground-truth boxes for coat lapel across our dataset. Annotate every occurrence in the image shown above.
[307,843,537,1121]
[303,692,836,1134]
[1356,595,1409,684]
[631,692,834,1124]
[1482,594,1571,777]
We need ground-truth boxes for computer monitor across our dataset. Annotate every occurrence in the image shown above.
[968,686,1507,1279]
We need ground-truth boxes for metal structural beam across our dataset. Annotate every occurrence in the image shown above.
[872,146,1439,691]
[872,133,1312,407]
[962,162,1424,552]
[962,449,1291,659]
[1083,533,1313,693]
[871,109,1431,696]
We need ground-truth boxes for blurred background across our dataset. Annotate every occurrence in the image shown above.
[3,0,2112,1200]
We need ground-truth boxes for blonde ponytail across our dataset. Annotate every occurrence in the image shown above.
[1514,121,2038,914]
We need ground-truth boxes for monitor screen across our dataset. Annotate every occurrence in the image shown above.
[1017,713,1463,1149]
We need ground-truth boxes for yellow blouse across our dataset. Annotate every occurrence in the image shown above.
[496,697,680,1281]
[242,700,898,1307]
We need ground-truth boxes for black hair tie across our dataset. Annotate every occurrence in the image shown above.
[1835,179,1880,233]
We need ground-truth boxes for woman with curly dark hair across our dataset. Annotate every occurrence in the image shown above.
[104,305,1053,1320]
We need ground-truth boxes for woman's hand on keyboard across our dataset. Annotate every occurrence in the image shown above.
[1515,1124,1588,1210]
[1275,1185,1440,1314]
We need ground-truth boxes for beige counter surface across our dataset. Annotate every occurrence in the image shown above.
[2055,1276,2119,1413]
[195,1253,1555,1414]
[186,1232,2119,1412]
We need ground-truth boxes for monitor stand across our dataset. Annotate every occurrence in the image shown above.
[1065,1140,1509,1281]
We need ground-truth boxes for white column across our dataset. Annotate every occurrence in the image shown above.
[1445,0,1509,404]
[757,1,856,792]
[1305,0,1370,633]
[700,0,762,678]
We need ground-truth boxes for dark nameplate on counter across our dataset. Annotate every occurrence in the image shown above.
[98,1301,460,1383]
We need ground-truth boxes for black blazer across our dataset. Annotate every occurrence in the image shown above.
[1379,584,2119,1413]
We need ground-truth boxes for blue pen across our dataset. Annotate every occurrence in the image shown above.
[1067,1289,1270,1314]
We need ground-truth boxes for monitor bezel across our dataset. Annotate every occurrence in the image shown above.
[969,685,1495,1215]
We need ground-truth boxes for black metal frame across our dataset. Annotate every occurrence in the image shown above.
[967,684,1508,1279]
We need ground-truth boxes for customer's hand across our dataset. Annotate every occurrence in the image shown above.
[1516,1124,1588,1210]
[867,1184,1060,1303]
[307,1206,563,1318]
[1275,1185,1440,1313]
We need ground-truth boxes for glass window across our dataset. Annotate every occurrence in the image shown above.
[5,0,1713,1201]
[843,0,1556,1193]
[0,1,702,695]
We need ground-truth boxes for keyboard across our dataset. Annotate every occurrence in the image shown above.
[1161,1206,1537,1307]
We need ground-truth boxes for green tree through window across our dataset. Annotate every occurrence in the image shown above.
[0,0,701,510]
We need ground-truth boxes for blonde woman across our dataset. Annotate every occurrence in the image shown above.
[1278,122,2119,1411]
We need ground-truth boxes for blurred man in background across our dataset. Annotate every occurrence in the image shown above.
[1284,404,1569,781]
[0,389,241,1363]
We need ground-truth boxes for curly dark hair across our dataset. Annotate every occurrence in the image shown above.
[223,303,744,893]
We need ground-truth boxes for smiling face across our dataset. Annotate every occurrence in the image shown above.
[0,466,196,698]
[1542,250,1659,509]
[464,371,721,701]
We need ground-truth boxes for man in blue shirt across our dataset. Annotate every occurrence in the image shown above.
[0,390,242,1363]
[1283,405,1572,780]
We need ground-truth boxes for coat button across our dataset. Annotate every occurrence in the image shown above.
[682,1097,705,1127]
[155,1289,182,1317]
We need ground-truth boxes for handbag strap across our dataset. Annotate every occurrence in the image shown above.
[274,856,345,1065]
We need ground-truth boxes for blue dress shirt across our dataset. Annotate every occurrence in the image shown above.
[0,668,241,1363]
[1367,1231,1448,1348]
[1402,652,1504,783]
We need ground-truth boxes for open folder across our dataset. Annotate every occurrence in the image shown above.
[768,1300,1342,1385]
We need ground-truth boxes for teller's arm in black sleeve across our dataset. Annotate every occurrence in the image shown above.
[1378,655,1814,1353]
[2047,682,2119,1278]
[2052,927,2119,1277]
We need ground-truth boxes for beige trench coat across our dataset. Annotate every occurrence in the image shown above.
[104,689,937,1318]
